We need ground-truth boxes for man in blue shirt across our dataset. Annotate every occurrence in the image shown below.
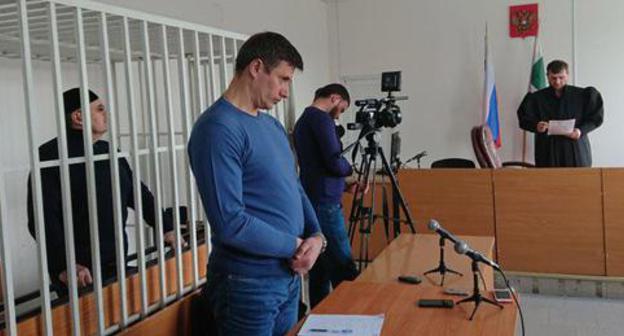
[188,32,325,336]
[293,84,360,308]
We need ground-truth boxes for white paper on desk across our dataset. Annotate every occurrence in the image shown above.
[298,314,385,336]
[548,119,575,135]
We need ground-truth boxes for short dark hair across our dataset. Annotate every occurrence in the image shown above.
[235,32,303,74]
[547,60,569,74]
[314,83,350,104]
[62,87,99,130]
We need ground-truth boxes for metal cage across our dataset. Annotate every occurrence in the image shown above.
[0,0,294,335]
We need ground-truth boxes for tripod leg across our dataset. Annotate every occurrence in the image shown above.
[468,302,480,321]
[423,267,442,276]
[378,148,416,233]
[381,175,390,242]
[446,268,463,276]
[481,296,504,309]
[456,295,476,305]
[348,158,368,244]
[392,181,401,238]
[356,151,375,269]
[360,152,379,268]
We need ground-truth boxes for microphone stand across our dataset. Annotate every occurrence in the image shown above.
[423,236,463,286]
[456,260,503,320]
[403,151,427,169]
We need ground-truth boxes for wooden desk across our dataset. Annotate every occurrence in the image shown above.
[358,234,495,290]
[288,281,518,336]
[288,234,516,335]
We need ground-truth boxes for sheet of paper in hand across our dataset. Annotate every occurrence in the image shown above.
[548,119,575,136]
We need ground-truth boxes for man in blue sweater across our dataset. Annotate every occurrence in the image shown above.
[188,32,325,336]
[293,84,360,308]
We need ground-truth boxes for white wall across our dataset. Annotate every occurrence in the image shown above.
[574,1,624,167]
[331,0,623,167]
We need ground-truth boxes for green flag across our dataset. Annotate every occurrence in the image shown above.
[530,35,547,92]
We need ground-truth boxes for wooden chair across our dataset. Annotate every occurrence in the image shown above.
[470,125,533,168]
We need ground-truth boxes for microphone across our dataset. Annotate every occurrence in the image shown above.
[427,219,460,244]
[454,240,500,270]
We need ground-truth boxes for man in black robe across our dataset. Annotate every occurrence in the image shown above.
[517,60,604,167]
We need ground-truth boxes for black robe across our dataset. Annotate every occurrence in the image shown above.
[517,85,604,167]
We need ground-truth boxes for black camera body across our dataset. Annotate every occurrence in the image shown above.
[348,71,405,130]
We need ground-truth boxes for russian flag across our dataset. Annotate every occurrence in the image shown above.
[484,27,501,148]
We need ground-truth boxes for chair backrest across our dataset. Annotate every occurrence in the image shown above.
[471,127,489,168]
[471,125,502,168]
[430,158,476,169]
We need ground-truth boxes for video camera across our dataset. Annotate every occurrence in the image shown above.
[348,71,407,130]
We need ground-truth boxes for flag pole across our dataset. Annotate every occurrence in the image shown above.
[483,23,488,122]
[522,35,539,162]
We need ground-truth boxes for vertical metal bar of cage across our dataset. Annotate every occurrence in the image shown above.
[187,29,204,288]
[141,20,167,307]
[112,62,123,146]
[203,63,212,105]
[209,35,220,102]
[122,16,149,316]
[48,3,81,335]
[198,61,212,238]
[187,55,196,124]
[286,82,297,132]
[205,33,221,259]
[17,0,53,334]
[137,60,151,196]
[160,24,184,297]
[151,57,161,160]
[99,11,129,328]
[233,38,240,59]
[220,36,229,91]
[76,6,106,335]
[0,177,17,336]
[184,39,205,231]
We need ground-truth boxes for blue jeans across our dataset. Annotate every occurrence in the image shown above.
[202,269,300,336]
[308,203,358,308]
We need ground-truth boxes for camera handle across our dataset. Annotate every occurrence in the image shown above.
[340,128,378,157]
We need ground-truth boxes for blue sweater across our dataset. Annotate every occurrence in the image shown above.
[188,98,320,277]
[293,106,353,205]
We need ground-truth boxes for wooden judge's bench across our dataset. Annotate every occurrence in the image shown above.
[344,168,624,277]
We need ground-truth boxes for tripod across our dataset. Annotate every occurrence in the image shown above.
[424,236,463,286]
[347,128,415,270]
[456,260,503,320]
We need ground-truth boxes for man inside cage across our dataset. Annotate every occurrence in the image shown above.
[27,87,183,294]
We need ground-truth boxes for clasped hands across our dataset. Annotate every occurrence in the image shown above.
[290,236,323,275]
[536,121,581,140]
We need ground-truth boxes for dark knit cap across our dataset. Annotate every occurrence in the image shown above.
[63,88,99,114]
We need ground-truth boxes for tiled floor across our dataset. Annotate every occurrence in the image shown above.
[517,293,624,336]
